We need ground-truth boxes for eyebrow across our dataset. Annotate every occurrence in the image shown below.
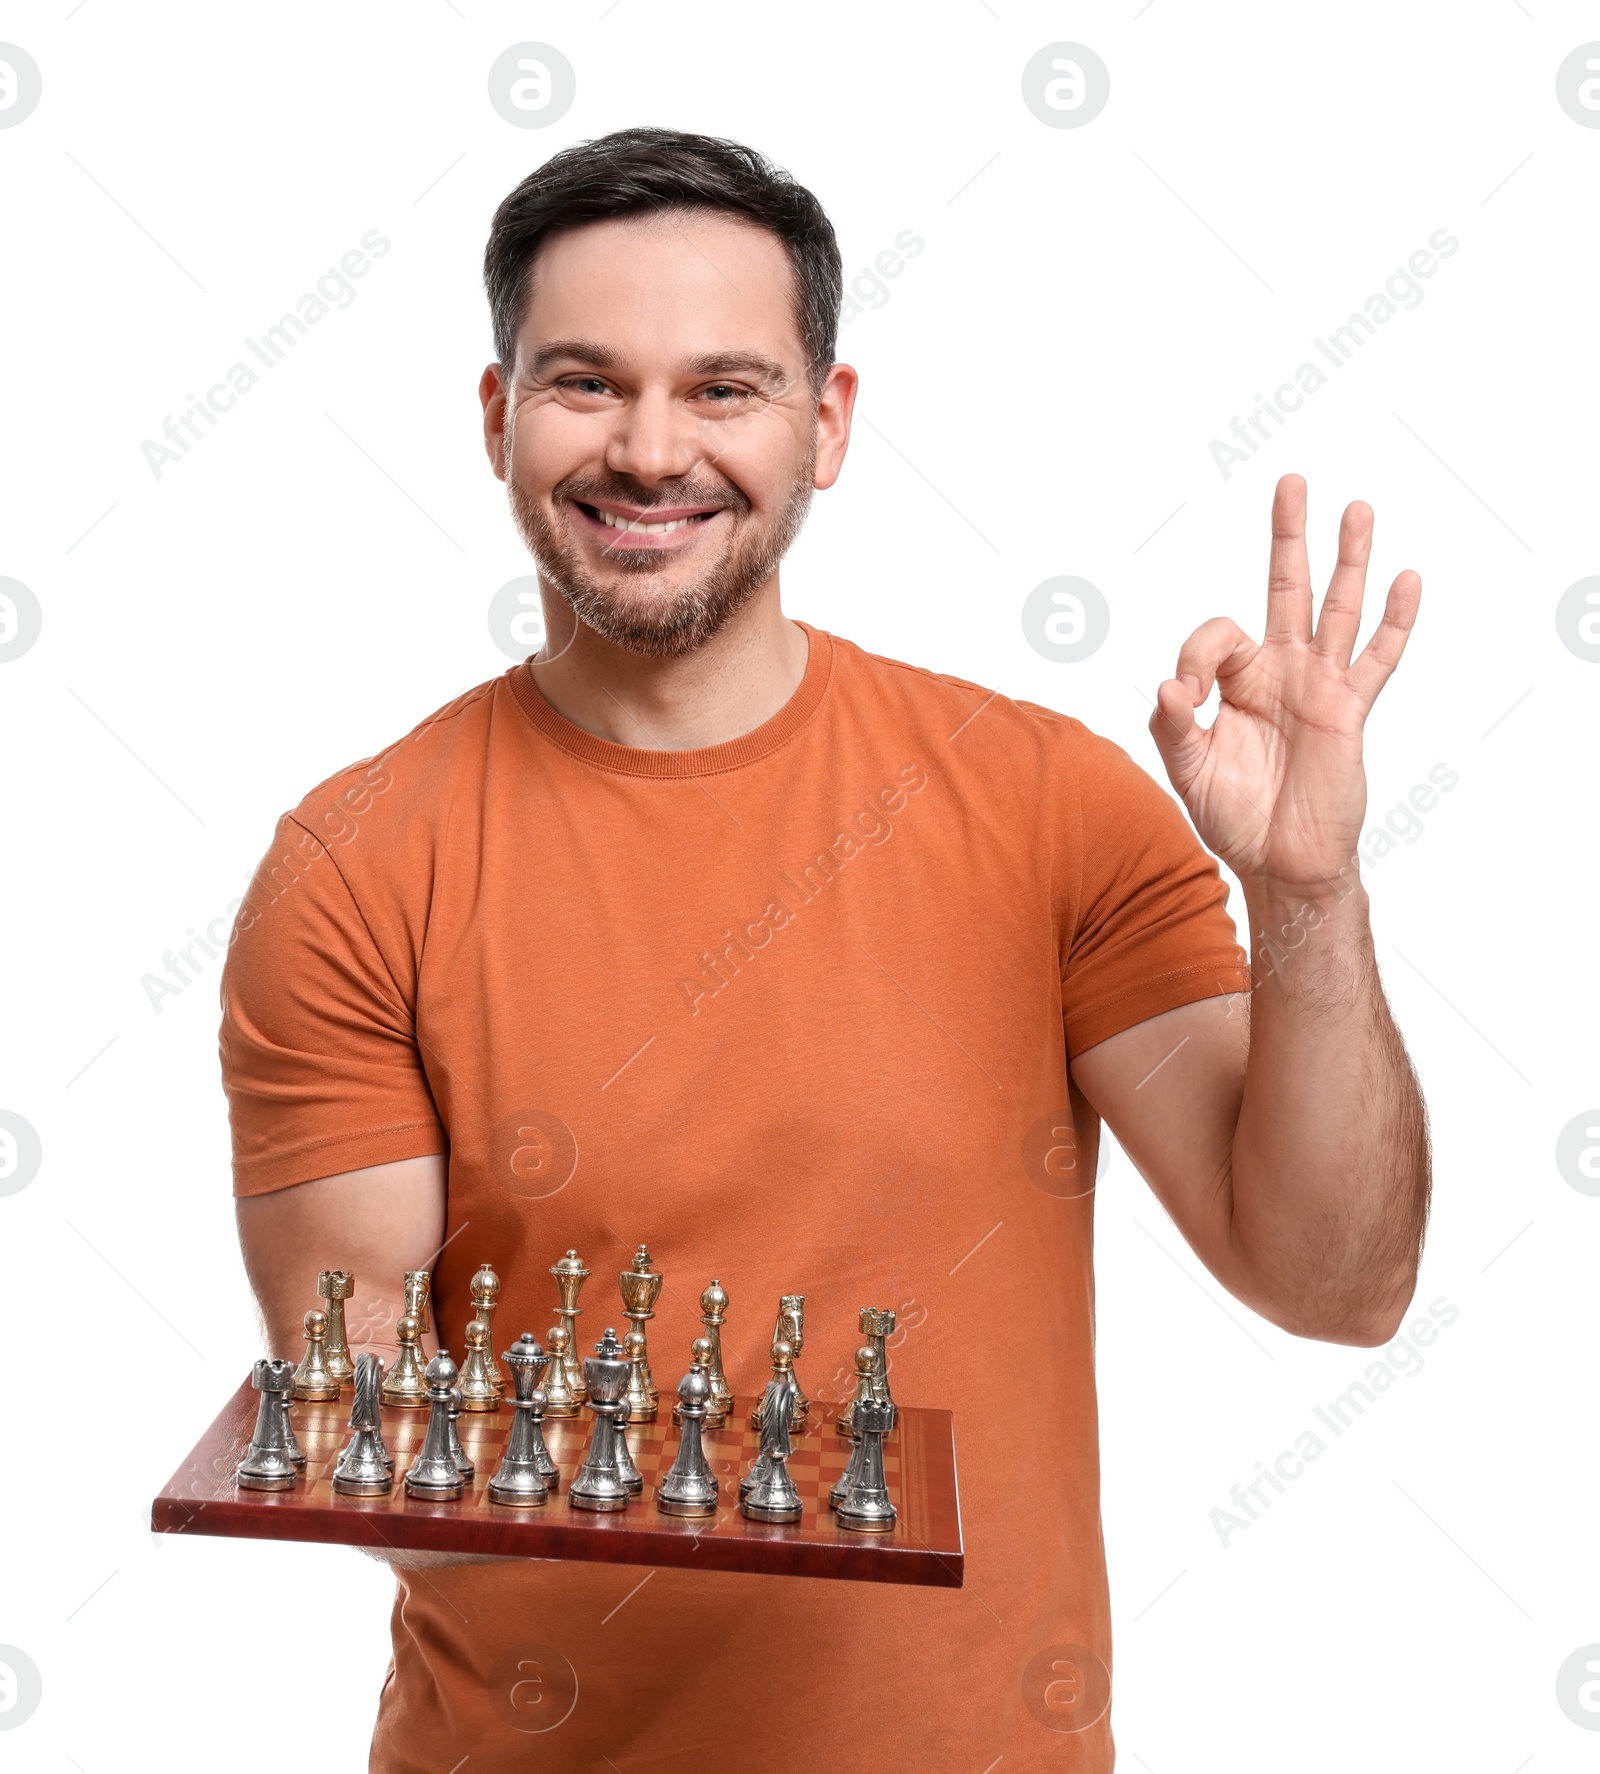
[526,338,793,391]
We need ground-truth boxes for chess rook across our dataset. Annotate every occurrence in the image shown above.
[469,1263,504,1397]
[617,1244,662,1415]
[381,1312,430,1408]
[404,1353,465,1500]
[293,1308,340,1401]
[332,1352,393,1496]
[550,1250,592,1404]
[236,1358,299,1491]
[489,1334,554,1507]
[317,1269,355,1387]
[569,1327,633,1512]
[657,1338,719,1517]
[836,1395,897,1532]
[456,1317,502,1412]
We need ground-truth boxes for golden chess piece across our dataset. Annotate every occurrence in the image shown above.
[317,1269,355,1387]
[456,1316,502,1413]
[623,1328,654,1423]
[618,1244,663,1412]
[542,1323,580,1419]
[859,1306,898,1428]
[293,1308,340,1401]
[381,1312,430,1408]
[750,1294,808,1433]
[549,1250,591,1402]
[403,1269,432,1338]
[835,1342,879,1439]
[469,1263,504,1396]
[690,1279,732,1427]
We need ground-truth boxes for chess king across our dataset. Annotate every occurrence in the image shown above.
[228,128,1430,1772]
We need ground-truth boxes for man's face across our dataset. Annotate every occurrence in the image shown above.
[485,209,843,657]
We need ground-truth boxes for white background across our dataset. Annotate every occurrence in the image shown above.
[2,2,1597,1767]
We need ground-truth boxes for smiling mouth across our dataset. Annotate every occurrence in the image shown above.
[575,501,724,536]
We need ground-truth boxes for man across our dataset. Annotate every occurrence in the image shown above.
[224,127,1428,1772]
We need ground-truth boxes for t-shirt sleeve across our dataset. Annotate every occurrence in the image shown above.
[219,814,447,1196]
[1060,729,1251,1056]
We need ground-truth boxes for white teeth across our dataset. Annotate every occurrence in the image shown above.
[592,507,711,534]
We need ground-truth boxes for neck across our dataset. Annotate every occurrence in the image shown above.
[527,579,809,751]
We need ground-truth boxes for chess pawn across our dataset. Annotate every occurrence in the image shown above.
[569,1327,633,1513]
[293,1308,340,1401]
[446,1381,475,1480]
[740,1341,802,1523]
[697,1280,734,1427]
[469,1264,504,1397]
[403,1269,432,1338]
[831,1349,878,1497]
[617,1244,663,1412]
[550,1250,592,1403]
[836,1395,896,1532]
[237,1358,298,1490]
[317,1269,356,1386]
[657,1338,720,1517]
[333,1352,393,1496]
[489,1334,554,1507]
[456,1317,502,1413]
[623,1328,655,1424]
[541,1323,581,1419]
[859,1306,898,1429]
[835,1343,878,1439]
[404,1353,465,1500]
[381,1313,430,1408]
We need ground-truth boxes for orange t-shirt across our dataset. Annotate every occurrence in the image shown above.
[221,624,1248,1773]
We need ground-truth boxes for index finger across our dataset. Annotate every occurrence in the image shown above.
[1266,473,1313,642]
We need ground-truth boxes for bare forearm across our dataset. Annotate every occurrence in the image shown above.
[1229,875,1429,1342]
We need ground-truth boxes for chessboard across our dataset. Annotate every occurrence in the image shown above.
[151,1377,964,1588]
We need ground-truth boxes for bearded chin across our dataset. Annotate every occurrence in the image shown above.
[505,447,817,660]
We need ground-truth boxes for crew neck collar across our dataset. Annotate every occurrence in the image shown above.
[506,622,834,779]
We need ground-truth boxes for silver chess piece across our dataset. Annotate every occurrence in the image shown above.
[740,1340,802,1523]
[859,1306,898,1428]
[657,1338,719,1517]
[237,1358,299,1491]
[741,1337,795,1497]
[333,1352,393,1495]
[281,1391,306,1470]
[445,1374,474,1480]
[831,1348,877,1504]
[750,1295,807,1433]
[569,1327,633,1512]
[404,1352,465,1500]
[489,1334,555,1507]
[836,1395,896,1532]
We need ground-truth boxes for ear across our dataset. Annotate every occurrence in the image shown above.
[480,363,509,482]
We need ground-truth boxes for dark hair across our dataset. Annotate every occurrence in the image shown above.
[483,126,842,396]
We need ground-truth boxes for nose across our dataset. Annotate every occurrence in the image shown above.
[604,384,703,486]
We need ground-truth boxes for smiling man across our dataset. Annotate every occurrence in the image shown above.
[224,128,1429,1772]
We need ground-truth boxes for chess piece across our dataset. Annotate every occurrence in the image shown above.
[569,1327,633,1512]
[404,1353,465,1500]
[317,1269,356,1386]
[749,1295,807,1432]
[686,1279,733,1427]
[236,1358,298,1490]
[403,1268,432,1338]
[456,1318,502,1412]
[830,1349,877,1504]
[618,1245,663,1414]
[333,1352,393,1495]
[657,1338,720,1517]
[381,1312,430,1407]
[470,1263,504,1397]
[741,1338,795,1496]
[293,1308,340,1401]
[446,1379,474,1480]
[542,1323,580,1419]
[859,1306,898,1429]
[623,1329,654,1425]
[281,1392,305,1469]
[836,1395,896,1532]
[550,1250,592,1403]
[489,1334,555,1506]
[740,1340,802,1523]
[835,1339,879,1439]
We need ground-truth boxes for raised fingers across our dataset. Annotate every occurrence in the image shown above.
[1312,500,1374,667]
[1171,616,1259,700]
[1266,474,1313,641]
[1348,568,1422,705]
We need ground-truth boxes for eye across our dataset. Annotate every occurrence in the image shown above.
[557,375,611,396]
[698,382,756,405]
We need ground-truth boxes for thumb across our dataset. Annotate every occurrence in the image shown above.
[1149,677,1208,795]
